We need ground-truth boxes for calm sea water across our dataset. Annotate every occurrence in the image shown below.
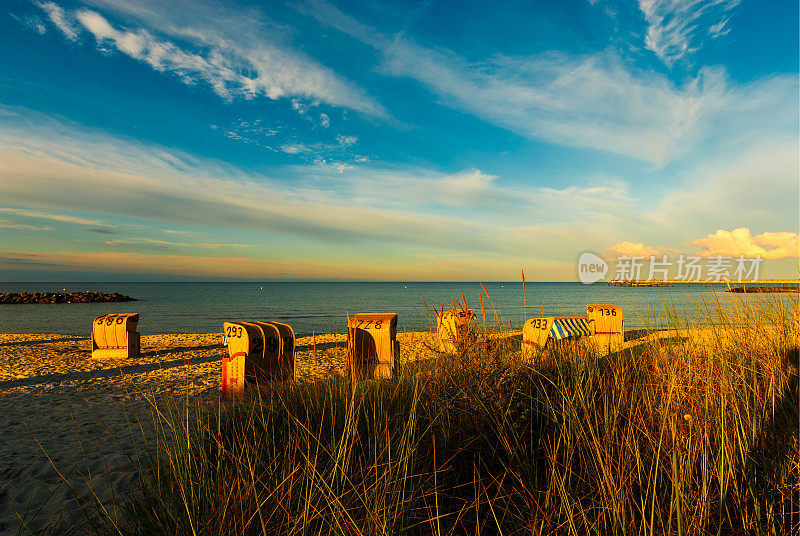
[0,282,793,336]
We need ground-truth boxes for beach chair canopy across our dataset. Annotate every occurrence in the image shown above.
[549,317,591,340]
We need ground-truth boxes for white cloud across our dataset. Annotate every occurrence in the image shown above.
[11,12,48,35]
[38,2,386,117]
[380,42,723,164]
[690,228,799,260]
[280,143,309,154]
[604,241,664,259]
[637,0,741,66]
[336,135,357,147]
[299,1,787,166]
[708,18,731,38]
[0,110,505,253]
[37,1,79,40]
[655,142,799,233]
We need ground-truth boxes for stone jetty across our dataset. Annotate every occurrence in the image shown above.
[0,291,136,304]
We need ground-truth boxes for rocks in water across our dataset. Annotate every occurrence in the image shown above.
[727,286,798,293]
[0,292,136,304]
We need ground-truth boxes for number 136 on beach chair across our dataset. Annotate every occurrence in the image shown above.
[586,304,624,354]
[221,321,295,396]
[347,313,398,380]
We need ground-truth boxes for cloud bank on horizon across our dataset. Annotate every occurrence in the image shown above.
[0,0,796,281]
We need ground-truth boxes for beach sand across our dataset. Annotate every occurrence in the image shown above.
[1,325,789,534]
[0,331,444,535]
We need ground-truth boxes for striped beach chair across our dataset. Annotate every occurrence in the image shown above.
[522,316,592,361]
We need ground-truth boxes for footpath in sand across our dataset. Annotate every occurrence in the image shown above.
[0,331,439,535]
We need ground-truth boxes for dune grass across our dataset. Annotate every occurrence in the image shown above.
[42,294,800,535]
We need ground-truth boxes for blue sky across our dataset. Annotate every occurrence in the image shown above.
[0,0,797,281]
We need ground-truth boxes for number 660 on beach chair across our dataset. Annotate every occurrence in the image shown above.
[221,321,295,396]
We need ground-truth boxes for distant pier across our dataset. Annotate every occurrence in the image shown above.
[608,279,800,290]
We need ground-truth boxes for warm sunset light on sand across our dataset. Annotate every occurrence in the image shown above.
[0,0,797,534]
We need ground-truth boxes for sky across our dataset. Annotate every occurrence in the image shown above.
[0,0,797,281]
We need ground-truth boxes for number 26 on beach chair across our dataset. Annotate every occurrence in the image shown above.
[586,304,624,354]
[437,308,475,353]
[221,321,295,396]
[347,313,398,380]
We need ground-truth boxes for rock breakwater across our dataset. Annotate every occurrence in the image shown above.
[0,292,136,304]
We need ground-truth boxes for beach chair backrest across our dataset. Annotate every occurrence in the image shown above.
[437,308,475,353]
[243,321,284,381]
[347,313,398,379]
[222,320,293,395]
[522,317,555,360]
[587,304,624,353]
[91,313,140,358]
[222,322,260,396]
[263,320,295,379]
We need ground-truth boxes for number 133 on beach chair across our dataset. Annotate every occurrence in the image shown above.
[522,316,592,361]
[221,321,295,396]
[347,313,398,380]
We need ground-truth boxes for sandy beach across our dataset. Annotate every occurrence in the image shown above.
[0,331,447,535]
[0,324,792,534]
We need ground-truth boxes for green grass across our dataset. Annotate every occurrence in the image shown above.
[47,295,800,535]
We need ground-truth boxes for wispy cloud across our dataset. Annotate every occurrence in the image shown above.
[37,1,386,117]
[104,238,255,248]
[0,110,503,253]
[637,0,741,66]
[0,219,52,231]
[298,0,785,166]
[37,1,78,40]
[0,206,105,226]
[10,11,48,35]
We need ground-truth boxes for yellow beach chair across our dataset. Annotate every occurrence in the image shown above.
[347,313,398,380]
[91,313,140,358]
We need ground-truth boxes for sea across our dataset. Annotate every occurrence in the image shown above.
[0,282,794,336]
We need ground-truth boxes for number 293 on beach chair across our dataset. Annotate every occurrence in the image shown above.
[91,313,140,359]
[347,313,398,380]
[522,316,592,361]
[221,321,295,396]
[437,308,475,353]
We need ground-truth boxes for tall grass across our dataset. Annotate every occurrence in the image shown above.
[79,295,800,535]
